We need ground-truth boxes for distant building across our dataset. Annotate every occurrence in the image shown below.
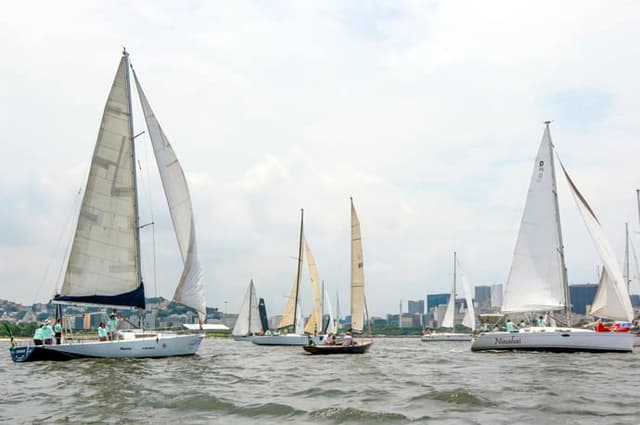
[386,314,399,327]
[630,294,640,307]
[490,284,503,308]
[427,293,450,312]
[408,300,425,315]
[569,284,598,315]
[475,286,491,308]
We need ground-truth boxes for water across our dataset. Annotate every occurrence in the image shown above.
[2,337,639,424]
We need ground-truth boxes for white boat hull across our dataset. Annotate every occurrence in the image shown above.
[421,333,472,342]
[11,332,204,362]
[471,328,634,353]
[251,334,322,346]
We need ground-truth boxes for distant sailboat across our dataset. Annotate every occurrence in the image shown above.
[232,280,263,341]
[472,122,634,353]
[303,198,373,354]
[422,252,473,342]
[252,210,321,346]
[10,50,205,362]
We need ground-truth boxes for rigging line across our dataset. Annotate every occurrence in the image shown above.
[33,185,84,305]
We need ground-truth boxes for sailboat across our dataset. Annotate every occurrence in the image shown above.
[422,252,474,342]
[471,122,634,353]
[232,280,263,341]
[252,209,322,346]
[10,50,206,362]
[303,198,373,354]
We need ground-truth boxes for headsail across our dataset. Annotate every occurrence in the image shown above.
[132,69,206,321]
[303,239,323,335]
[54,54,144,309]
[232,280,262,336]
[502,126,566,313]
[458,266,476,330]
[560,163,634,321]
[350,198,365,333]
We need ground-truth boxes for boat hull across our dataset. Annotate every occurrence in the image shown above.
[251,334,321,346]
[421,333,472,342]
[303,341,373,355]
[10,333,204,362]
[471,328,634,353]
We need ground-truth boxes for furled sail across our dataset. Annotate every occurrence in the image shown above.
[232,280,262,336]
[55,56,145,308]
[303,239,323,335]
[132,70,206,320]
[350,199,365,333]
[502,126,566,312]
[560,164,634,321]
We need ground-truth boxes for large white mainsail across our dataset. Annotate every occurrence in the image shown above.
[502,126,566,313]
[559,163,634,321]
[303,239,323,335]
[350,198,366,333]
[55,55,144,308]
[132,70,206,321]
[232,280,262,336]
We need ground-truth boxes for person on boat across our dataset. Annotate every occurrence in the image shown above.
[41,319,54,345]
[322,332,334,345]
[33,325,44,346]
[98,322,108,341]
[54,318,63,345]
[505,319,518,333]
[107,313,119,341]
[343,331,354,346]
[595,319,610,332]
[536,316,546,327]
[518,320,527,329]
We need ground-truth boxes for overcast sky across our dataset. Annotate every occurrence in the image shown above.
[1,1,639,317]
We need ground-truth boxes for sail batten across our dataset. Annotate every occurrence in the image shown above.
[132,69,206,319]
[55,56,143,309]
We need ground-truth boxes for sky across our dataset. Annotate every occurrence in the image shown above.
[1,1,639,317]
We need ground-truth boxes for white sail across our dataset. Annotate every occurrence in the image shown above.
[441,295,455,329]
[232,280,262,336]
[560,164,634,321]
[324,288,337,334]
[502,126,566,312]
[132,70,206,320]
[58,57,141,305]
[459,269,476,330]
[303,239,323,335]
[350,199,365,333]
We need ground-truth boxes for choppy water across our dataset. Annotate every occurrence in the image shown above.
[2,337,639,424]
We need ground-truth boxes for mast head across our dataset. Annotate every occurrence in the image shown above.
[544,120,552,126]
[122,46,129,57]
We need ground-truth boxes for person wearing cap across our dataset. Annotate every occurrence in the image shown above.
[107,313,119,341]
[343,331,354,346]
[98,322,108,342]
[54,318,63,345]
[41,319,54,345]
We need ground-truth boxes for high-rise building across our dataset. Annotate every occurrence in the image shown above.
[474,286,491,308]
[408,299,425,315]
[569,283,598,315]
[427,293,450,312]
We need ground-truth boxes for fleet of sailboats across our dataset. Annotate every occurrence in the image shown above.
[11,50,206,362]
[471,122,635,353]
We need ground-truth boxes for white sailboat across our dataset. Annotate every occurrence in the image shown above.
[472,122,634,353]
[422,252,474,342]
[252,209,322,346]
[10,50,205,362]
[303,198,373,354]
[232,280,263,341]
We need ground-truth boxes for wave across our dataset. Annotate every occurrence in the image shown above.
[309,407,409,423]
[410,389,495,407]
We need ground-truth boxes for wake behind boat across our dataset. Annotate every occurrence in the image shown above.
[10,49,207,362]
[471,122,634,353]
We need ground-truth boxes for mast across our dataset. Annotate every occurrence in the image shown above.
[624,223,630,294]
[453,251,457,315]
[292,208,304,333]
[248,279,253,335]
[123,48,143,293]
[636,189,640,230]
[546,121,571,325]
